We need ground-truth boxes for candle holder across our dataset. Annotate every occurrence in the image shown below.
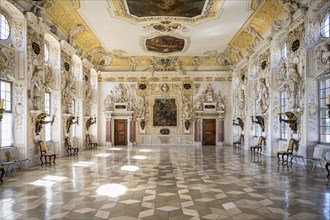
[86,116,96,131]
[251,115,265,132]
[35,113,56,135]
[279,111,298,133]
[233,117,244,131]
[66,116,79,134]
[0,99,4,121]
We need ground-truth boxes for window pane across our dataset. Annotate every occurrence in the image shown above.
[1,113,12,146]
[0,13,10,40]
[321,11,330,38]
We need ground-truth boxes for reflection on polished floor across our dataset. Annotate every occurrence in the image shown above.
[0,145,329,220]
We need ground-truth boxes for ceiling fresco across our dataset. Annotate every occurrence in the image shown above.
[45,0,284,68]
[125,0,206,18]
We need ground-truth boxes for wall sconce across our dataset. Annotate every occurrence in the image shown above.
[279,111,298,133]
[86,116,96,131]
[66,115,79,134]
[251,115,265,132]
[0,99,4,121]
[327,95,330,118]
[233,117,244,131]
[35,112,56,135]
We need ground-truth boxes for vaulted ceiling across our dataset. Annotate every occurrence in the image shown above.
[45,0,284,69]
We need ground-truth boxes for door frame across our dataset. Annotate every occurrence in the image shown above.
[114,119,127,146]
[202,119,216,146]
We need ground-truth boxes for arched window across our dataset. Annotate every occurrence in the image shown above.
[280,90,288,140]
[281,42,287,61]
[319,77,330,143]
[0,80,13,147]
[0,13,10,40]
[44,44,49,63]
[321,11,330,38]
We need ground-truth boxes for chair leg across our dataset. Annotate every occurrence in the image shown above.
[0,167,4,182]
[40,156,44,166]
[326,163,330,177]
[277,153,281,163]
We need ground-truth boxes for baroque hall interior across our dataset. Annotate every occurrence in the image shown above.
[0,0,330,219]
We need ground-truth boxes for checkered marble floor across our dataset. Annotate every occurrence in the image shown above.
[1,145,329,220]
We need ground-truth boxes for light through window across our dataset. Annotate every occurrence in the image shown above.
[319,78,330,143]
[321,11,330,38]
[0,13,9,40]
[280,90,288,140]
[281,42,287,61]
[0,80,12,147]
[45,92,51,141]
[44,44,49,62]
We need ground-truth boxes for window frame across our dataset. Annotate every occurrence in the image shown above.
[281,42,287,61]
[320,11,330,38]
[280,90,288,140]
[319,77,330,144]
[0,79,13,148]
[44,92,51,141]
[44,43,50,63]
[0,12,10,40]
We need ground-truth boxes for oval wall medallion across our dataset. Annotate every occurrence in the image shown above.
[183,83,191,89]
[32,42,40,54]
[160,128,170,135]
[204,105,215,109]
[139,83,147,90]
[64,62,70,71]
[261,60,267,69]
[292,39,300,52]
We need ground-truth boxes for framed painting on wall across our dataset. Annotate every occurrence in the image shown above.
[153,99,177,126]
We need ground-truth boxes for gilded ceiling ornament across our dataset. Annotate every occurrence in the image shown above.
[109,0,222,25]
[142,21,189,34]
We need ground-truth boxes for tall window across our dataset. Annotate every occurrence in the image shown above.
[45,92,51,141]
[44,44,49,63]
[0,13,10,40]
[0,80,12,147]
[281,42,287,61]
[280,90,288,140]
[321,11,330,38]
[254,98,259,137]
[319,78,330,143]
[72,99,76,137]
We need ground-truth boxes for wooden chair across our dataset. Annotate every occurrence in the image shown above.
[250,136,265,155]
[38,141,56,165]
[233,134,244,150]
[0,166,4,182]
[86,134,97,150]
[65,137,79,156]
[277,139,297,164]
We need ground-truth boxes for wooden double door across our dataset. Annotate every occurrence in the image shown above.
[114,119,127,145]
[203,119,216,145]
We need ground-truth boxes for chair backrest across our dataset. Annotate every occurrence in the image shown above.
[239,134,244,143]
[65,137,71,147]
[39,141,47,153]
[4,151,11,162]
[312,146,324,159]
[323,148,330,161]
[86,134,92,143]
[257,136,264,146]
[287,139,296,152]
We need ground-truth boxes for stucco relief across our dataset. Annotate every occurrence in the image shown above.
[61,67,76,114]
[84,69,92,115]
[0,46,15,79]
[272,96,279,133]
[315,43,330,77]
[14,83,24,130]
[13,21,23,48]
[256,78,269,114]
[44,65,54,91]
[30,66,45,110]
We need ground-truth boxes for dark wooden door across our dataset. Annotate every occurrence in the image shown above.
[203,119,216,145]
[114,119,127,145]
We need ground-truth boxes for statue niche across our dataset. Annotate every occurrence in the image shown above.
[31,66,45,110]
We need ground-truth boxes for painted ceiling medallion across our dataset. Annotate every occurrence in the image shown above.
[145,35,185,54]
[109,0,222,24]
